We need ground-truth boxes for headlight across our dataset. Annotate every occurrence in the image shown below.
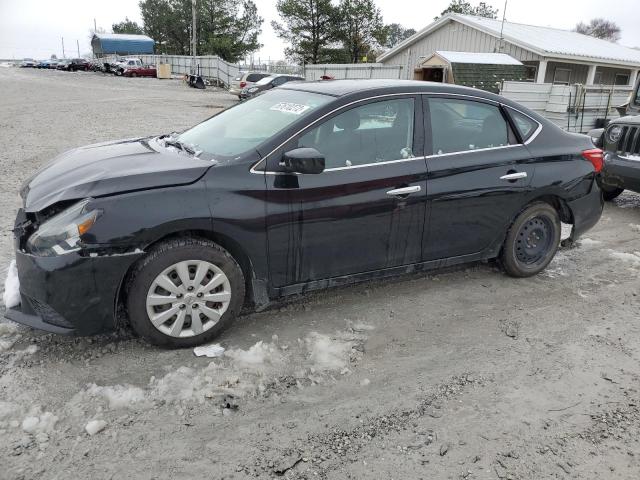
[27,199,101,256]
[607,125,623,143]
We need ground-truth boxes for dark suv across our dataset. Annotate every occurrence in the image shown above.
[590,76,640,199]
[69,58,90,71]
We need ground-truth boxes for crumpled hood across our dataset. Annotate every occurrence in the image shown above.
[610,115,640,126]
[21,137,213,212]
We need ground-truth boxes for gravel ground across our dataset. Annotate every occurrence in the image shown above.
[1,67,640,480]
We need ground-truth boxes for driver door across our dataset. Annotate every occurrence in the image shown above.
[264,96,428,289]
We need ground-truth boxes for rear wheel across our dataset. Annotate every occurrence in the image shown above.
[126,237,245,347]
[130,72,137,78]
[601,186,624,201]
[501,202,561,277]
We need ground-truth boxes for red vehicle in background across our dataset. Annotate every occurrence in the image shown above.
[122,64,157,78]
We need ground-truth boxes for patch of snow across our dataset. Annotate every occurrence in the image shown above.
[560,223,573,241]
[225,341,284,368]
[193,343,225,358]
[305,333,353,371]
[21,409,58,434]
[607,249,640,266]
[0,320,20,336]
[629,224,640,233]
[360,378,371,386]
[85,383,148,409]
[2,260,20,309]
[579,238,601,246]
[85,419,107,436]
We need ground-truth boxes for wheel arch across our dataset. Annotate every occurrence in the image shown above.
[114,229,261,328]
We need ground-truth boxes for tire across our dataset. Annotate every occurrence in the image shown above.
[501,202,561,278]
[130,72,137,78]
[602,186,624,201]
[115,69,123,76]
[126,237,245,348]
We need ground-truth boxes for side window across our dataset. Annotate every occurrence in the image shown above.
[428,98,510,155]
[246,73,263,82]
[296,98,415,169]
[508,108,538,142]
[272,76,287,86]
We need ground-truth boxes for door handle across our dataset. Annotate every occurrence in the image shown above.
[386,185,422,196]
[500,172,527,181]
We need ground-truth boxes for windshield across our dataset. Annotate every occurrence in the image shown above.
[177,89,332,159]
[256,76,276,86]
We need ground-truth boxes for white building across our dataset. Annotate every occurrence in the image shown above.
[377,14,640,87]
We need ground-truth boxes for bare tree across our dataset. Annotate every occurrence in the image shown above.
[575,18,621,42]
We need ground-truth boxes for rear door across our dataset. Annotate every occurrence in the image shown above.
[423,95,538,260]
[265,95,427,288]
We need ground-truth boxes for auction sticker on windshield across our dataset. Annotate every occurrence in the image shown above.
[270,102,311,115]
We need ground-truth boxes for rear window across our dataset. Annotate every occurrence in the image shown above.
[508,108,539,141]
[246,73,268,82]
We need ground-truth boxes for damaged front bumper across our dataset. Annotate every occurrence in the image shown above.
[5,249,143,336]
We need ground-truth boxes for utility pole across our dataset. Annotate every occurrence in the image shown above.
[61,37,65,58]
[191,0,197,72]
[497,0,508,52]
[77,40,80,57]
[94,18,97,33]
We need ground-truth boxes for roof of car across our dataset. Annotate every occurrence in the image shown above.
[281,78,499,99]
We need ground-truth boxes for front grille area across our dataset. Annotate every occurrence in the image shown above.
[616,126,640,157]
[28,297,74,329]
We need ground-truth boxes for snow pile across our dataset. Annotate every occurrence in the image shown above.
[0,320,21,352]
[193,343,225,358]
[85,383,148,409]
[579,238,601,246]
[2,260,20,309]
[607,249,640,266]
[560,223,573,240]
[305,333,353,371]
[225,341,284,369]
[21,409,58,434]
[85,419,107,436]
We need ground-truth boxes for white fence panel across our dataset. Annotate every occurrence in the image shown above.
[304,63,404,81]
[500,81,633,133]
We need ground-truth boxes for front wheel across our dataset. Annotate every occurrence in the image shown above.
[501,202,561,277]
[601,186,624,201]
[126,238,245,347]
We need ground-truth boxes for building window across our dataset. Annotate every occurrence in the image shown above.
[615,73,630,86]
[593,71,603,85]
[524,65,537,82]
[553,68,572,85]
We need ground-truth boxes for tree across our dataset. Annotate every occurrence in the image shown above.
[575,18,621,42]
[337,0,386,63]
[383,23,416,49]
[139,0,263,61]
[435,0,498,20]
[272,0,339,64]
[112,17,144,34]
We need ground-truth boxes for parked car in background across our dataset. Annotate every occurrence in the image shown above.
[56,59,72,71]
[69,58,90,71]
[122,64,157,78]
[36,59,56,69]
[239,74,305,99]
[6,80,604,347]
[590,74,640,200]
[112,58,144,76]
[229,71,271,98]
[20,58,36,68]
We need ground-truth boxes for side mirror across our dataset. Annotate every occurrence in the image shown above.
[282,148,325,174]
[616,102,629,117]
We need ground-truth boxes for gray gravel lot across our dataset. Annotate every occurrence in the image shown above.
[1,67,640,480]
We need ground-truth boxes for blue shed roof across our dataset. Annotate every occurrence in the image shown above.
[92,33,155,55]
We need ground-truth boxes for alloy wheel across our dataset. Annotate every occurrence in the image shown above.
[145,260,231,338]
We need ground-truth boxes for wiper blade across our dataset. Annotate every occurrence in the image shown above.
[164,139,196,155]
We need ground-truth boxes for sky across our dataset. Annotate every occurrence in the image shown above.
[1,0,639,60]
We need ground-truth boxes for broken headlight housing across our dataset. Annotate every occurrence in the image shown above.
[27,199,101,256]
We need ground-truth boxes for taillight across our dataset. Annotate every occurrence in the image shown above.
[582,148,603,173]
[239,81,246,88]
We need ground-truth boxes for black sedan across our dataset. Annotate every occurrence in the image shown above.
[239,74,305,99]
[7,80,603,347]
